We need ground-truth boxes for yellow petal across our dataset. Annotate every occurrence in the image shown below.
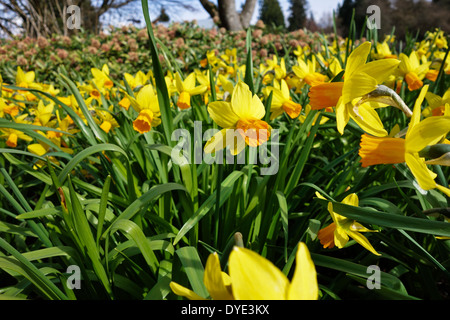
[229,247,289,300]
[342,72,378,104]
[231,82,252,118]
[231,82,265,120]
[334,224,350,249]
[350,221,378,234]
[407,85,429,137]
[350,103,388,137]
[204,129,227,154]
[169,282,207,300]
[227,129,247,155]
[335,98,350,135]
[405,116,450,153]
[346,42,371,77]
[207,101,240,129]
[136,84,159,113]
[405,152,437,191]
[341,193,359,207]
[398,53,412,74]
[251,93,267,120]
[100,121,112,133]
[436,185,450,197]
[346,230,381,256]
[203,253,234,300]
[358,58,400,84]
[188,85,208,96]
[27,143,47,156]
[175,72,185,93]
[280,79,290,99]
[183,72,196,90]
[287,243,319,300]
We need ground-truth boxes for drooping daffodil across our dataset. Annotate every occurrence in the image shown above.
[170,242,319,300]
[126,84,161,134]
[316,192,381,256]
[308,42,400,136]
[175,72,208,110]
[358,85,450,197]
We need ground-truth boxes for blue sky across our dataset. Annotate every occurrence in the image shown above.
[166,0,343,26]
[101,0,344,29]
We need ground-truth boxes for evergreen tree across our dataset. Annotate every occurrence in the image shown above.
[287,0,308,31]
[337,0,356,36]
[259,0,286,29]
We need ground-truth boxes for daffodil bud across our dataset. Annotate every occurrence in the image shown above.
[355,84,413,117]
[419,144,450,166]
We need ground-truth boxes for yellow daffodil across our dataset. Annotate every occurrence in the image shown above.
[126,84,161,134]
[15,67,40,90]
[91,64,114,90]
[228,242,318,300]
[397,51,430,91]
[194,69,219,105]
[217,74,235,99]
[308,42,400,136]
[372,41,398,60]
[175,72,208,110]
[220,48,237,66]
[263,79,302,119]
[266,56,287,81]
[359,85,450,196]
[124,70,150,89]
[0,97,7,118]
[422,88,450,117]
[292,55,326,87]
[0,128,32,148]
[200,50,224,69]
[95,105,120,133]
[205,81,270,155]
[164,71,178,97]
[293,45,310,59]
[15,67,41,101]
[170,242,318,300]
[327,56,344,78]
[43,84,61,97]
[27,131,73,168]
[170,251,233,300]
[32,100,54,127]
[432,51,450,75]
[425,29,448,50]
[47,110,78,139]
[317,192,381,256]
[298,104,329,125]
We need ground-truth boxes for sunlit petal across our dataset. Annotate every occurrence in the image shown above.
[229,247,289,300]
[288,243,319,300]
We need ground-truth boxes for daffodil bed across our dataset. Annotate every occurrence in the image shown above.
[0,5,449,301]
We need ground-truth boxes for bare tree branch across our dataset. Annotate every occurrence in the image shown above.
[198,0,219,21]
[239,0,257,28]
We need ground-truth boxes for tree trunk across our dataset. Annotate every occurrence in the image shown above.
[239,0,257,28]
[199,0,257,31]
[218,0,241,30]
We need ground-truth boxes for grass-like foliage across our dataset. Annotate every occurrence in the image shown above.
[0,1,449,300]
